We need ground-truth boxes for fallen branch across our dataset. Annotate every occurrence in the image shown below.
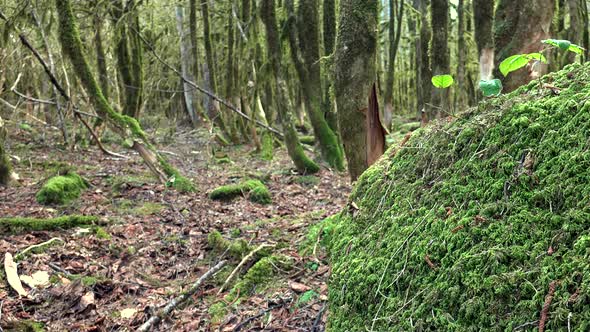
[217,244,272,295]
[136,260,226,332]
[14,237,64,262]
[539,280,558,332]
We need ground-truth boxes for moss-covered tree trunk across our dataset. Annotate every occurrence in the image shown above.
[334,0,378,181]
[430,0,450,117]
[175,5,199,126]
[494,0,555,92]
[54,0,194,192]
[473,0,494,81]
[111,0,143,119]
[418,0,431,115]
[260,0,319,174]
[286,0,344,171]
[93,11,109,101]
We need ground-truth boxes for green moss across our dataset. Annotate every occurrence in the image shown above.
[133,202,165,216]
[207,230,252,260]
[299,135,315,145]
[231,256,274,296]
[260,131,274,161]
[208,301,229,324]
[209,179,272,204]
[93,227,111,240]
[328,63,590,331]
[2,320,45,332]
[36,172,88,205]
[300,213,340,256]
[0,215,98,234]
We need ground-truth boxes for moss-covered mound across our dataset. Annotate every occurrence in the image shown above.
[209,179,272,204]
[0,215,98,234]
[36,172,88,205]
[328,63,590,331]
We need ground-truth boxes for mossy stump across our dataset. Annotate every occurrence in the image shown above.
[328,63,590,331]
[209,179,271,204]
[36,172,88,205]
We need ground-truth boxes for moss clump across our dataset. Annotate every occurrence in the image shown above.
[2,320,45,332]
[93,227,111,240]
[0,215,98,234]
[328,63,590,331]
[260,131,274,161]
[133,202,165,216]
[300,213,339,256]
[36,172,88,205]
[207,230,252,260]
[231,255,291,296]
[209,179,272,204]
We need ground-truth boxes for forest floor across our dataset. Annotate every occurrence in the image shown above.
[0,125,350,331]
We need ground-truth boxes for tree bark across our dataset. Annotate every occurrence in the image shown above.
[260,0,319,174]
[286,0,344,171]
[334,0,378,181]
[322,0,338,133]
[0,117,12,186]
[175,5,199,126]
[455,0,466,109]
[473,0,494,81]
[418,0,431,115]
[430,0,450,117]
[494,0,555,92]
[383,0,404,127]
[567,0,582,63]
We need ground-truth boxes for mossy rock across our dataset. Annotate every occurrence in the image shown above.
[328,63,590,331]
[209,179,271,204]
[36,172,88,205]
[0,215,98,234]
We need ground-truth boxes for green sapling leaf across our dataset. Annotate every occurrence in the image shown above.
[479,79,503,97]
[431,75,454,89]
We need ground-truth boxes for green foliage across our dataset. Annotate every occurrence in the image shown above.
[297,289,319,307]
[36,172,88,205]
[499,53,547,76]
[328,63,590,331]
[209,179,271,204]
[479,79,503,97]
[431,74,454,88]
[261,131,274,161]
[542,39,585,55]
[0,215,98,234]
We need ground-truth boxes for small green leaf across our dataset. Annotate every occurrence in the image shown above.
[499,55,529,76]
[525,53,547,63]
[479,79,503,97]
[431,75,454,89]
[542,39,571,51]
[568,44,585,55]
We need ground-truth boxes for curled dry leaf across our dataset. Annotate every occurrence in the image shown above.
[4,252,28,297]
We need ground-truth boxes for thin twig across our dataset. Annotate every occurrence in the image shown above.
[232,301,288,332]
[217,244,272,295]
[136,260,226,332]
[539,280,558,332]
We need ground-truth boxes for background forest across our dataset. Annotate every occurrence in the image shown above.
[1,0,589,331]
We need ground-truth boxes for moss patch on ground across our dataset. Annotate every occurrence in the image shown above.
[328,63,590,331]
[209,179,271,204]
[0,215,98,234]
[36,172,88,205]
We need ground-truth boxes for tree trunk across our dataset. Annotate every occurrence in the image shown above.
[201,0,228,134]
[494,0,555,92]
[94,13,109,100]
[175,5,199,126]
[567,0,582,63]
[430,0,450,117]
[582,0,589,59]
[334,0,378,181]
[322,0,338,133]
[473,0,494,81]
[260,0,319,174]
[383,0,404,128]
[0,117,12,186]
[418,0,431,116]
[455,0,466,109]
[285,0,344,171]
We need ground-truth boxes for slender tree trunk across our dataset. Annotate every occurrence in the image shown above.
[334,0,378,181]
[383,0,404,128]
[582,0,590,60]
[455,0,466,109]
[567,0,582,63]
[175,5,199,126]
[94,13,109,100]
[260,0,319,174]
[322,0,338,133]
[0,117,12,186]
[286,0,344,171]
[430,0,450,117]
[201,0,227,134]
[418,0,431,116]
[494,0,555,92]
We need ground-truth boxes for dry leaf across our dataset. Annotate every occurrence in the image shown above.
[75,291,96,313]
[4,253,28,297]
[20,270,50,289]
[288,281,311,293]
[120,308,137,318]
